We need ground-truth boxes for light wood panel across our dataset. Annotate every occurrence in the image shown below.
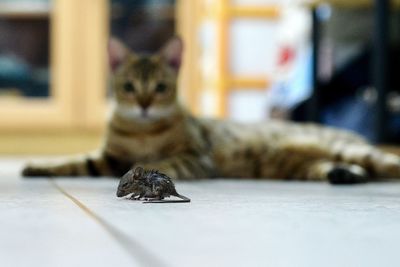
[78,0,108,130]
[215,0,230,117]
[176,0,202,115]
[0,132,103,155]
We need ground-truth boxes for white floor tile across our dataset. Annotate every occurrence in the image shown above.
[0,176,138,267]
[3,158,400,267]
[56,179,400,267]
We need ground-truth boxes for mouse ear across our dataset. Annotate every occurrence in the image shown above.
[120,169,133,181]
[133,166,144,178]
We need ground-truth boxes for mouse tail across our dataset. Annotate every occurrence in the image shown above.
[175,194,191,202]
[143,194,191,204]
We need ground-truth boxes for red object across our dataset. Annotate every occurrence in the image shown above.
[277,46,295,66]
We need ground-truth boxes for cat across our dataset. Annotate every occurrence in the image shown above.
[22,36,400,184]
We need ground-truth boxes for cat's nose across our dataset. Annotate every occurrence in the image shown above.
[138,97,152,110]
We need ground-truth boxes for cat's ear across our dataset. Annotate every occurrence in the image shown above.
[159,36,183,72]
[108,38,130,72]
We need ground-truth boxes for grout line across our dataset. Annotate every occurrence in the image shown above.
[49,179,169,267]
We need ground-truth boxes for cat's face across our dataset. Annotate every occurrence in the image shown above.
[109,37,183,122]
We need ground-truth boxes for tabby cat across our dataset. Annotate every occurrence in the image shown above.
[22,37,400,184]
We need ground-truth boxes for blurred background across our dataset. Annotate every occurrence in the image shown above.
[0,0,399,156]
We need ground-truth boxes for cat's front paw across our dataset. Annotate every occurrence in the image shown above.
[22,165,54,177]
[327,166,367,185]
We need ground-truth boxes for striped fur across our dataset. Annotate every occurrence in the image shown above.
[22,37,400,182]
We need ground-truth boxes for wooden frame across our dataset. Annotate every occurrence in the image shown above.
[177,0,281,118]
[216,2,281,117]
[0,0,108,131]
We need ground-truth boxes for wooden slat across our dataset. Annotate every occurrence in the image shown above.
[229,6,281,19]
[306,0,400,8]
[0,132,103,155]
[228,77,270,89]
[176,0,202,115]
[79,0,108,130]
[0,2,50,18]
[0,99,71,130]
[216,0,229,118]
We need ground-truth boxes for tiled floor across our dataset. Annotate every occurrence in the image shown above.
[1,158,400,267]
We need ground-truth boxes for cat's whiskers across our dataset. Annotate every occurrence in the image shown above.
[115,104,178,122]
[115,105,142,120]
[147,105,178,119]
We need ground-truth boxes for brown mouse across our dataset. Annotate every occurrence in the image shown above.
[116,167,190,203]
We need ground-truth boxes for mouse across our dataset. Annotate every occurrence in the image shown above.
[116,166,191,203]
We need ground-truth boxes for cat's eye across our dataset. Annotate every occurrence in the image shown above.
[122,182,129,188]
[155,83,167,93]
[123,82,135,93]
